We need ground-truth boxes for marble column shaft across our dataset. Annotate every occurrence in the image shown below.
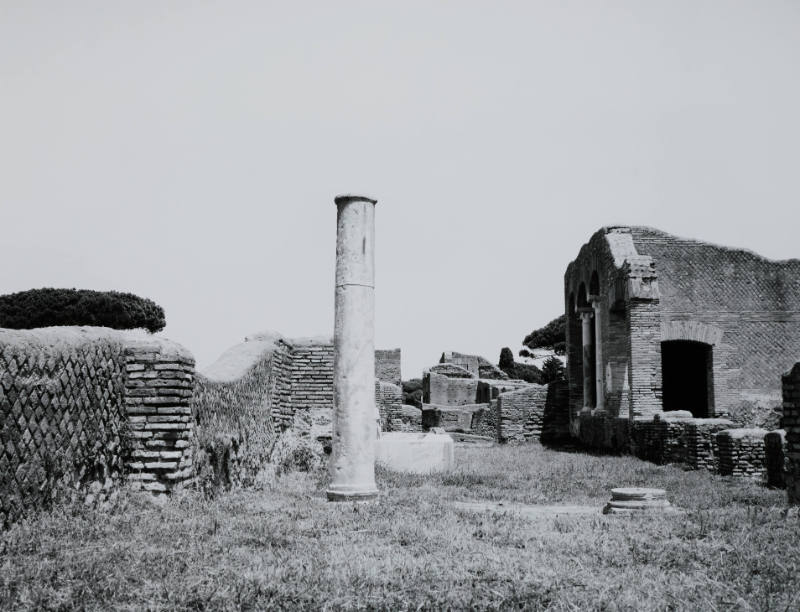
[326,194,379,502]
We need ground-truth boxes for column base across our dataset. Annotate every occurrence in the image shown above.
[326,484,379,502]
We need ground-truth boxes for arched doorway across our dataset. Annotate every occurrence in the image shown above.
[661,340,713,418]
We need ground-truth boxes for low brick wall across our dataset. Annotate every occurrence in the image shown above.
[575,409,735,470]
[630,416,733,471]
[376,381,403,431]
[0,328,195,527]
[495,381,570,444]
[716,428,767,479]
[782,364,800,504]
[375,348,401,389]
[765,429,787,488]
[496,385,548,444]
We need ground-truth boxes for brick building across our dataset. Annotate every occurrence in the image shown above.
[565,226,800,447]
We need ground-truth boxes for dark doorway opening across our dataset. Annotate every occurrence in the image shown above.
[661,340,713,418]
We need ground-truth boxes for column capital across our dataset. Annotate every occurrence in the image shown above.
[578,308,594,320]
[335,194,377,207]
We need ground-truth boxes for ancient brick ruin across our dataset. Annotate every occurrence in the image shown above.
[0,328,194,526]
[563,226,800,481]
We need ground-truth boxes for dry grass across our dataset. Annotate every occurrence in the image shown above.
[1,443,799,610]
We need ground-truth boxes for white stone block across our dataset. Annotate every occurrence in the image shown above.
[376,432,454,474]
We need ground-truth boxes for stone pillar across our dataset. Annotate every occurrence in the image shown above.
[580,310,594,411]
[327,194,380,502]
[591,298,605,412]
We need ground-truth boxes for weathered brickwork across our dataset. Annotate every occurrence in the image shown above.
[783,364,800,504]
[565,227,800,436]
[565,226,800,465]
[123,341,195,494]
[716,429,767,479]
[0,329,127,527]
[191,339,286,487]
[496,385,548,443]
[375,349,401,390]
[289,344,335,440]
[375,381,403,431]
[195,334,403,451]
[629,416,733,471]
[0,328,195,527]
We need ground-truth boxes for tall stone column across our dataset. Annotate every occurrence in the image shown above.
[327,194,379,502]
[579,310,594,411]
[591,298,605,412]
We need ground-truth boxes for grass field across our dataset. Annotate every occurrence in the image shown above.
[1,443,799,611]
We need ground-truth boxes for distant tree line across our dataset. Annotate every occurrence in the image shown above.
[0,288,166,333]
[499,347,564,384]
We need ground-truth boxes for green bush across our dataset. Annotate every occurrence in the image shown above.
[270,432,325,476]
[0,288,165,333]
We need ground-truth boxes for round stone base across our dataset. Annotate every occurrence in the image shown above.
[603,487,676,514]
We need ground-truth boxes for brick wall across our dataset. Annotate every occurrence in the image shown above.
[629,416,734,471]
[375,349,401,390]
[375,380,403,431]
[0,328,195,527]
[631,227,800,427]
[123,341,194,494]
[495,385,548,443]
[195,334,402,448]
[716,429,767,479]
[289,343,335,440]
[192,338,288,486]
[565,226,800,440]
[783,364,800,504]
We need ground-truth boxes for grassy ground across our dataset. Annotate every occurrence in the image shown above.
[1,443,799,611]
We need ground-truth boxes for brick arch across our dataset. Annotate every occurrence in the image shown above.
[660,320,724,346]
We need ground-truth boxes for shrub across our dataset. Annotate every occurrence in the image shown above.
[0,288,166,333]
[499,347,514,371]
[270,432,325,476]
[523,315,566,355]
[512,362,543,384]
[402,378,423,407]
[541,356,566,384]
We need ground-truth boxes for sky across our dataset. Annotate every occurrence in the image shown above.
[2,1,799,380]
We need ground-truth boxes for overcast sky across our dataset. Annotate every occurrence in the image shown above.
[2,1,799,379]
